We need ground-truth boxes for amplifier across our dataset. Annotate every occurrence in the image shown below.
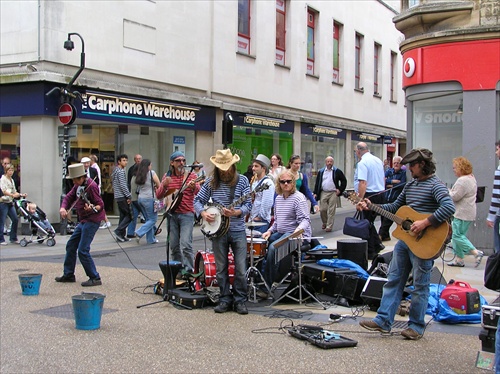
[360,276,387,308]
[302,263,355,296]
[333,274,366,303]
[478,328,496,353]
[440,280,480,314]
[481,305,500,330]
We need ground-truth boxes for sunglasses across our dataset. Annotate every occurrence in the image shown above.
[279,180,293,185]
[174,158,186,163]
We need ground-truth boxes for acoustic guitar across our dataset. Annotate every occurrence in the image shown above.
[344,192,450,260]
[167,175,206,213]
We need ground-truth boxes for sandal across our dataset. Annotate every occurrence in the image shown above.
[474,250,484,268]
[447,261,465,267]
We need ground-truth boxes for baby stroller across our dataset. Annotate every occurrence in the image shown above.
[16,199,56,247]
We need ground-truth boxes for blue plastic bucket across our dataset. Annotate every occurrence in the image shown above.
[71,293,106,330]
[19,273,42,296]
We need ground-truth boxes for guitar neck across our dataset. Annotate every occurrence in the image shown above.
[366,201,402,225]
[228,191,254,210]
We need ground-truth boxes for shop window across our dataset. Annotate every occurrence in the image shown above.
[307,8,317,76]
[332,21,342,84]
[276,0,286,65]
[374,42,381,96]
[354,33,364,91]
[238,0,251,54]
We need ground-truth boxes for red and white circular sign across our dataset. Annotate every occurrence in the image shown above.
[58,103,76,125]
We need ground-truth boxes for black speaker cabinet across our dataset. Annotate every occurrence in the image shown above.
[361,276,387,308]
[337,239,368,270]
[478,328,497,353]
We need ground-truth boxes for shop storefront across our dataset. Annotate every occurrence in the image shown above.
[301,124,346,189]
[0,83,216,221]
[225,111,294,175]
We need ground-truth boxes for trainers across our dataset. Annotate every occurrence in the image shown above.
[474,250,484,268]
[214,301,232,313]
[99,222,107,229]
[401,327,422,340]
[81,278,102,287]
[234,303,248,315]
[10,240,19,244]
[55,274,76,283]
[0,241,7,246]
[447,260,465,267]
[114,231,126,242]
[359,320,390,334]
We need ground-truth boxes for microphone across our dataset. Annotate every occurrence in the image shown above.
[186,163,203,168]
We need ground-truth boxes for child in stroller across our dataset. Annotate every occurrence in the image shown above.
[17,200,56,247]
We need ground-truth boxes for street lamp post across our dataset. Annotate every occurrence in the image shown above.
[59,32,86,234]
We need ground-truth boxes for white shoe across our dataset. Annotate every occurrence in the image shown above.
[99,221,112,229]
[106,221,112,228]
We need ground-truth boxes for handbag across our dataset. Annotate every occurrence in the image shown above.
[154,199,165,213]
[484,251,500,291]
[343,211,371,240]
[475,186,485,203]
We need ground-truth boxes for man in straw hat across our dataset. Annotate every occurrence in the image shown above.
[56,163,106,287]
[357,148,455,340]
[194,149,252,314]
[248,154,275,234]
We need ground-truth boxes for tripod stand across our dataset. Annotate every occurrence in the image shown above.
[245,223,270,303]
[270,237,327,309]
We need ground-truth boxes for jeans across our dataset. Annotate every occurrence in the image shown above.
[127,201,142,237]
[63,221,100,279]
[211,230,247,304]
[451,218,475,258]
[0,202,18,242]
[169,212,195,271]
[373,240,433,335]
[263,232,291,287]
[136,197,157,244]
[115,199,132,237]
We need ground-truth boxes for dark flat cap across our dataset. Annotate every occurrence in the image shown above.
[401,148,433,164]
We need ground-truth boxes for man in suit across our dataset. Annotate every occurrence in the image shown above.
[81,157,99,187]
[313,156,347,232]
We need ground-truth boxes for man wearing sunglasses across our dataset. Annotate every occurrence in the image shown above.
[257,169,312,299]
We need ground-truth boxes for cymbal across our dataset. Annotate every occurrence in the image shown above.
[245,221,267,227]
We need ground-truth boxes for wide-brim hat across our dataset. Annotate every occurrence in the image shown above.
[66,163,86,179]
[210,149,240,171]
[401,148,433,165]
[253,154,270,169]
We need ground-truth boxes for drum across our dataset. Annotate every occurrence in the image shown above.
[194,251,234,291]
[247,237,267,258]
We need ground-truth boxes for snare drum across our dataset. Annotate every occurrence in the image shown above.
[247,237,267,257]
[194,251,235,291]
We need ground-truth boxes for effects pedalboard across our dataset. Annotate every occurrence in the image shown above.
[286,324,358,349]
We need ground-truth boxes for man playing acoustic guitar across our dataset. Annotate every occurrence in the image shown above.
[156,151,201,275]
[358,148,455,340]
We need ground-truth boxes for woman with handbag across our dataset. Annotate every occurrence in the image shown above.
[0,164,26,245]
[134,159,161,244]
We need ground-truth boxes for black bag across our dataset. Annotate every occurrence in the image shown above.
[475,186,485,203]
[484,251,500,291]
[343,211,370,240]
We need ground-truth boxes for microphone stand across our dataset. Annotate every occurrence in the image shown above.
[137,166,195,310]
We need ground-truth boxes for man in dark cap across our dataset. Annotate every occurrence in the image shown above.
[358,147,455,340]
[156,151,201,274]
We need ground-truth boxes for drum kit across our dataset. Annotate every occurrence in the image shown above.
[192,221,270,302]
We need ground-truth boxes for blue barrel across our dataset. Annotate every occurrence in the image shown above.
[72,293,106,330]
[19,273,42,296]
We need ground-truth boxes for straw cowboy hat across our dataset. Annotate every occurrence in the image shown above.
[66,163,87,179]
[210,149,240,171]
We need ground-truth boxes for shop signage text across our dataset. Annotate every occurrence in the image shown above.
[244,114,284,128]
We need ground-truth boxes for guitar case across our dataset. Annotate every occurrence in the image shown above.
[167,287,209,309]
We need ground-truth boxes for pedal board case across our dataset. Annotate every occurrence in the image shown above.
[481,305,500,330]
[287,325,358,349]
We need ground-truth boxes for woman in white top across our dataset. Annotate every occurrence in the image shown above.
[447,156,483,267]
[268,153,285,181]
[0,164,26,245]
[134,159,161,244]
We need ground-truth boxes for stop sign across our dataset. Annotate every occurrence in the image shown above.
[58,103,76,125]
